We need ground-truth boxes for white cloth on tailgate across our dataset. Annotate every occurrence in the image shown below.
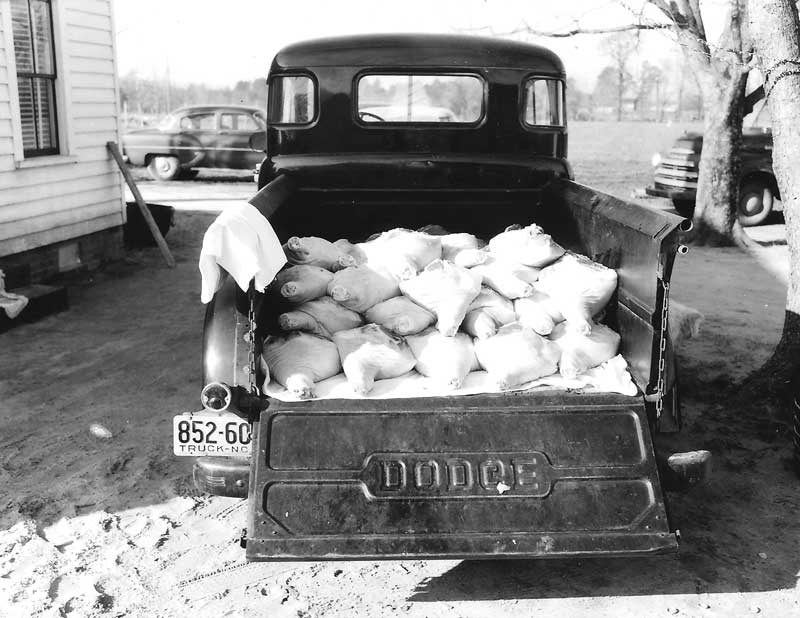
[199,202,286,303]
[0,270,28,319]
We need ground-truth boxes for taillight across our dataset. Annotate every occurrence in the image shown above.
[201,382,232,411]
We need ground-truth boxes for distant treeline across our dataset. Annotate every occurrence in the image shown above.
[119,71,267,127]
[119,60,706,128]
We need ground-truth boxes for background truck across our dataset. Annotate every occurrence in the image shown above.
[188,34,694,561]
[646,88,778,227]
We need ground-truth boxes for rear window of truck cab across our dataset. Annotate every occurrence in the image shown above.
[522,78,564,127]
[356,74,484,124]
[269,75,316,124]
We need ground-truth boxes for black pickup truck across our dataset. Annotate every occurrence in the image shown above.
[181,34,696,561]
[647,92,777,227]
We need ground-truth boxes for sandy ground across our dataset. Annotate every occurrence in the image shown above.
[3,122,800,617]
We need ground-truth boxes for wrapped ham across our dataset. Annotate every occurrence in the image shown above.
[328,264,401,313]
[549,321,620,379]
[461,287,516,339]
[470,255,540,299]
[488,223,565,268]
[473,323,561,389]
[284,236,355,272]
[406,328,479,389]
[333,238,361,258]
[278,296,364,339]
[400,260,482,336]
[274,265,334,304]
[333,324,417,395]
[513,289,564,336]
[263,332,342,399]
[365,296,436,336]
[535,252,618,334]
[440,233,488,268]
[345,228,443,280]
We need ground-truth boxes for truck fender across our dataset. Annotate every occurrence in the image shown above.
[203,274,254,410]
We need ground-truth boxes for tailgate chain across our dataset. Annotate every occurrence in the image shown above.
[653,279,670,420]
[248,286,259,397]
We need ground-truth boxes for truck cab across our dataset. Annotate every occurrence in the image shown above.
[191,34,690,561]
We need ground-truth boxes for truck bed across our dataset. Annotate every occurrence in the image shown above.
[204,170,685,560]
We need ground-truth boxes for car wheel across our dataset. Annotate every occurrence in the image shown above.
[672,199,695,218]
[147,155,181,181]
[738,180,773,227]
[177,168,199,180]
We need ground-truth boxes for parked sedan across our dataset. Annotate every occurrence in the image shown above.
[122,105,266,180]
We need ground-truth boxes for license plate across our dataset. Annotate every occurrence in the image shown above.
[173,412,252,457]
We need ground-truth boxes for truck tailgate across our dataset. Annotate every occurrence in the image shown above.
[246,390,677,560]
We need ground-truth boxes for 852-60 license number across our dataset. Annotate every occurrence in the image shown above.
[173,413,251,457]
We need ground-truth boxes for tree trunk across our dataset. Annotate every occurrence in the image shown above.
[689,69,750,246]
[655,0,752,247]
[742,0,800,418]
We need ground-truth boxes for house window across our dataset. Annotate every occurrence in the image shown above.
[10,0,59,157]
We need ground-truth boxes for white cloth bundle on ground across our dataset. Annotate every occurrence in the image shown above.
[668,299,704,348]
[333,324,417,395]
[0,270,28,319]
[406,328,480,389]
[263,332,342,400]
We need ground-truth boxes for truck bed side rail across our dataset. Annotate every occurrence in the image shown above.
[540,179,684,406]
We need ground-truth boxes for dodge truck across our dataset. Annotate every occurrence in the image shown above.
[179,34,700,561]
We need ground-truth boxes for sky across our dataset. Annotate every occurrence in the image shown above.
[112,0,730,92]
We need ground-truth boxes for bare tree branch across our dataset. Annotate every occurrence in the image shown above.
[463,20,672,39]
[687,0,707,40]
[648,0,681,25]
[643,0,714,67]
[728,0,744,58]
[675,0,705,39]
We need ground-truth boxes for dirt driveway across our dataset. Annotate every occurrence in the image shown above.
[2,187,800,617]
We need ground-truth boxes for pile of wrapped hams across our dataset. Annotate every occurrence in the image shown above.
[263,224,622,400]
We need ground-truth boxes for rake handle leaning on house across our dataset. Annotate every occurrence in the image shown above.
[107,141,176,268]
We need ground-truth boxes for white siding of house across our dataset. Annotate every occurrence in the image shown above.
[0,0,124,258]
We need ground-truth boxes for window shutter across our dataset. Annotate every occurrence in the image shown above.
[10,0,59,157]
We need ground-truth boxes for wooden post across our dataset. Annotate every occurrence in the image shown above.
[106,141,176,268]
